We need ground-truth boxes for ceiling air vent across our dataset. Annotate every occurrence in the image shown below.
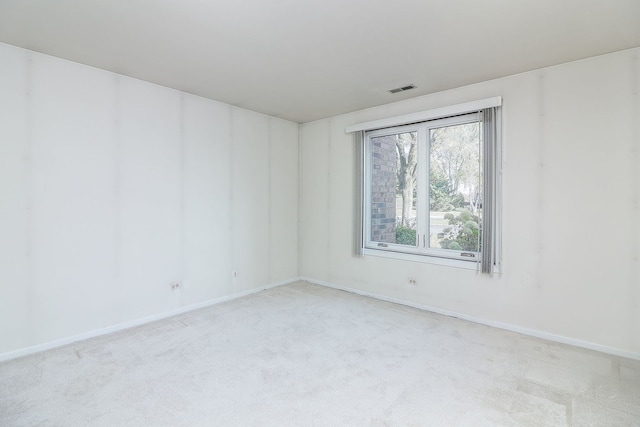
[388,84,416,94]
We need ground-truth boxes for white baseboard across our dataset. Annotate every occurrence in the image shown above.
[301,277,640,361]
[4,276,638,363]
[0,277,300,363]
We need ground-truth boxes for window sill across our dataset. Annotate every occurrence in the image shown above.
[362,247,494,272]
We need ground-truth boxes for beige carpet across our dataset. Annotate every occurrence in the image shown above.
[1,281,639,426]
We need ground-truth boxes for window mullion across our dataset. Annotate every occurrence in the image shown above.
[416,127,429,251]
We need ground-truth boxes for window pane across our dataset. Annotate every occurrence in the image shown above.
[429,122,482,252]
[370,132,417,246]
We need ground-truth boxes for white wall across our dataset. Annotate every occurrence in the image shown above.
[300,48,640,356]
[1,41,638,360]
[0,43,299,357]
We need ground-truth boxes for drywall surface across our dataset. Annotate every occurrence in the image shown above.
[0,42,299,356]
[300,48,640,356]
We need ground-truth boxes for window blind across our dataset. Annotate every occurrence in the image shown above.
[480,107,500,274]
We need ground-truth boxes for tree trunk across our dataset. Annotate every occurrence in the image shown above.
[396,134,417,226]
[401,178,413,226]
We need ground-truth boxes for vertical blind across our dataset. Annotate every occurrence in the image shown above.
[480,107,499,274]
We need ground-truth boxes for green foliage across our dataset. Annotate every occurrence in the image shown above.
[429,170,465,211]
[438,210,481,252]
[396,225,417,246]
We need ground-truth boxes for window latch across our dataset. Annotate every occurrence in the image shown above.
[461,252,476,258]
[377,243,388,248]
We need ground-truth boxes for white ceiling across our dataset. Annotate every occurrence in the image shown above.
[1,0,639,123]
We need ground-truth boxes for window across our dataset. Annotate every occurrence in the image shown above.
[350,98,501,273]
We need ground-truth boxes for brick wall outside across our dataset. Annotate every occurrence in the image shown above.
[371,135,397,243]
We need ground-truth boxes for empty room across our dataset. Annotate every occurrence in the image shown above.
[1,0,639,425]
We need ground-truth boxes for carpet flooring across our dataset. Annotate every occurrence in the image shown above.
[1,281,639,426]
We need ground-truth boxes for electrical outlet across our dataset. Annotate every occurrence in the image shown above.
[170,282,181,290]
[408,278,417,285]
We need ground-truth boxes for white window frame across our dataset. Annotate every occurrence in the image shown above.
[350,97,502,272]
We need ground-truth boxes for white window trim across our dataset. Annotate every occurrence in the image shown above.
[346,96,501,133]
[351,97,503,273]
[362,247,485,271]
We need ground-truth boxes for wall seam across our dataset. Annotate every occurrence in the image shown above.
[326,119,332,281]
[267,118,273,283]
[229,107,235,293]
[535,71,546,323]
[179,94,186,290]
[297,123,302,278]
[112,75,122,322]
[631,52,639,349]
[24,51,35,345]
